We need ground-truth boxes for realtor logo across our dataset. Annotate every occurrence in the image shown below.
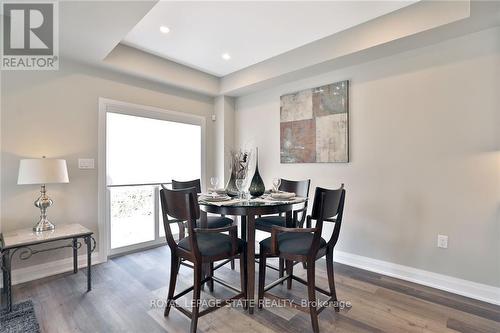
[1,2,59,70]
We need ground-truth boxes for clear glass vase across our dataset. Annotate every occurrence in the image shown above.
[225,150,251,198]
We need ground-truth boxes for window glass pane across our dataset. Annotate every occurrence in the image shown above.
[158,192,166,237]
[110,186,155,249]
[107,112,201,186]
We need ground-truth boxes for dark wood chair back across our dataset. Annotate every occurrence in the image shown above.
[279,178,311,198]
[172,179,202,193]
[277,179,311,226]
[159,187,199,251]
[311,185,344,220]
[310,184,346,249]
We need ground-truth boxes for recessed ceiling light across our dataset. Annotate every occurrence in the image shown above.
[159,26,170,34]
[221,53,231,60]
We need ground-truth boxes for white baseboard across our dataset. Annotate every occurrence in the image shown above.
[333,250,500,306]
[1,252,102,288]
[2,249,499,307]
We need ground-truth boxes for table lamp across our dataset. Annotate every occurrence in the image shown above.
[17,157,69,232]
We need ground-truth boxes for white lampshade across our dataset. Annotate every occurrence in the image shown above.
[18,159,69,185]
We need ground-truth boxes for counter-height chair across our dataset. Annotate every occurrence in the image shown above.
[255,178,311,277]
[170,179,236,270]
[258,185,345,333]
[160,187,247,333]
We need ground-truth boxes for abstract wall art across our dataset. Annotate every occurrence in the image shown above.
[280,80,349,163]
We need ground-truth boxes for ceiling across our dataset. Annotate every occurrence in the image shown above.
[122,1,417,77]
[59,1,156,64]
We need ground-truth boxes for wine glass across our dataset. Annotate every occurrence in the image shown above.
[235,179,244,199]
[210,176,219,197]
[272,178,281,192]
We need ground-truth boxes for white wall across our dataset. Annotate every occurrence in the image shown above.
[1,60,215,267]
[235,28,500,287]
[214,96,235,184]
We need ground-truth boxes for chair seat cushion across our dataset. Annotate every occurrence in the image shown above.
[255,216,286,229]
[196,216,233,229]
[178,233,244,257]
[260,232,326,256]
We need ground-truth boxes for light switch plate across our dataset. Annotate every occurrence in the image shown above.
[78,158,95,169]
[437,234,448,249]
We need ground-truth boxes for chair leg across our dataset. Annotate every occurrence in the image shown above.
[164,255,179,317]
[258,246,267,310]
[326,247,339,312]
[307,259,319,333]
[231,258,235,270]
[279,258,284,284]
[208,262,214,292]
[285,259,293,290]
[239,248,248,309]
[191,263,202,333]
[302,220,312,271]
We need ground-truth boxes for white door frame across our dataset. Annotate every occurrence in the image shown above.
[98,97,207,261]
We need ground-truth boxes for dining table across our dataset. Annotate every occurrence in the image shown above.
[198,194,308,314]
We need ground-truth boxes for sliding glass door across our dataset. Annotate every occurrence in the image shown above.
[105,106,203,255]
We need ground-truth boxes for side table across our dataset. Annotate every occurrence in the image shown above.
[0,223,96,312]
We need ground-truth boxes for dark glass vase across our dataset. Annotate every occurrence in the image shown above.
[249,148,265,197]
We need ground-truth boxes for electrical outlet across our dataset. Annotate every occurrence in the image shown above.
[437,234,448,249]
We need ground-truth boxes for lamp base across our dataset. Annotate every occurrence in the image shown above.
[33,218,55,233]
[33,184,55,233]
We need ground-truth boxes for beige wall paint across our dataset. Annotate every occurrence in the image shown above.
[235,28,500,287]
[1,60,214,267]
[104,44,220,96]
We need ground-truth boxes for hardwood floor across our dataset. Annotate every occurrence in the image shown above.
[11,246,500,333]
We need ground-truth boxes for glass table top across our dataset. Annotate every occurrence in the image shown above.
[198,195,307,207]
